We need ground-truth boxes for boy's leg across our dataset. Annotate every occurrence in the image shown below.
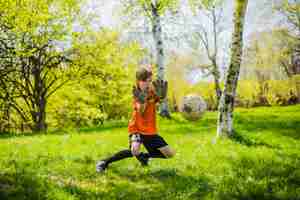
[96,135,138,172]
[130,134,142,156]
[96,133,152,172]
[131,133,149,166]
[96,149,133,172]
[142,134,175,159]
[158,145,176,158]
[102,149,133,165]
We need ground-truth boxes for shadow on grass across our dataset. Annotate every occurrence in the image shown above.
[230,131,281,150]
[0,170,50,200]
[0,158,212,200]
[218,153,300,200]
[54,168,213,200]
[234,114,300,140]
[108,168,213,200]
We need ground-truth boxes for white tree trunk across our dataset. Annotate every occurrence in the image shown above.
[152,18,164,80]
[151,2,171,118]
[217,0,248,138]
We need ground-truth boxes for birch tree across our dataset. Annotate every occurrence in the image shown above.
[217,0,249,137]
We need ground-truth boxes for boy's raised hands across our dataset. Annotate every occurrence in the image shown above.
[152,79,168,99]
[132,85,148,104]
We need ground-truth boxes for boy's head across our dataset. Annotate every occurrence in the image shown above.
[136,66,152,91]
[136,67,152,81]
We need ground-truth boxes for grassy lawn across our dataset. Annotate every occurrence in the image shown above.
[0,105,300,200]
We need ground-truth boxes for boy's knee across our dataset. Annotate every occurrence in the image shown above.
[162,149,176,158]
[131,148,140,156]
[166,150,176,158]
[131,140,141,156]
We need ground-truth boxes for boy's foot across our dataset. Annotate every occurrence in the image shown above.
[96,160,107,172]
[136,153,149,166]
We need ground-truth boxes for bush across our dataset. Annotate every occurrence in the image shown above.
[47,84,107,129]
[189,79,298,109]
[265,79,297,106]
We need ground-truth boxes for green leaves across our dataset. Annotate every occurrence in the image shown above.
[56,29,143,123]
[274,0,300,36]
[156,0,179,15]
[122,0,179,22]
[189,0,224,13]
[0,0,86,132]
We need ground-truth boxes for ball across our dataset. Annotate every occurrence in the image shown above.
[180,94,207,121]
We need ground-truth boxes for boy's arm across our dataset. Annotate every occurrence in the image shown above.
[152,80,168,103]
[132,86,148,115]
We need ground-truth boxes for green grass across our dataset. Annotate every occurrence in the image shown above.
[0,105,300,200]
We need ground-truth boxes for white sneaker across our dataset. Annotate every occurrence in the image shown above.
[96,160,107,173]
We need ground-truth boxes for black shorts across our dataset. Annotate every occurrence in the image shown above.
[129,134,168,154]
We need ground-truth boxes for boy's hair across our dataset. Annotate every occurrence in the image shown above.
[136,67,152,81]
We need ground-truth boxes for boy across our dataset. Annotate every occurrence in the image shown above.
[96,66,175,172]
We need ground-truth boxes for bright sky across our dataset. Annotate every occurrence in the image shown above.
[92,0,281,35]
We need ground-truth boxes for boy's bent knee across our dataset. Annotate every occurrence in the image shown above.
[159,146,176,158]
[131,140,141,156]
[165,149,176,158]
[131,149,140,156]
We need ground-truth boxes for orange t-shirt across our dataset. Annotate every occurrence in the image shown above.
[128,88,160,135]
